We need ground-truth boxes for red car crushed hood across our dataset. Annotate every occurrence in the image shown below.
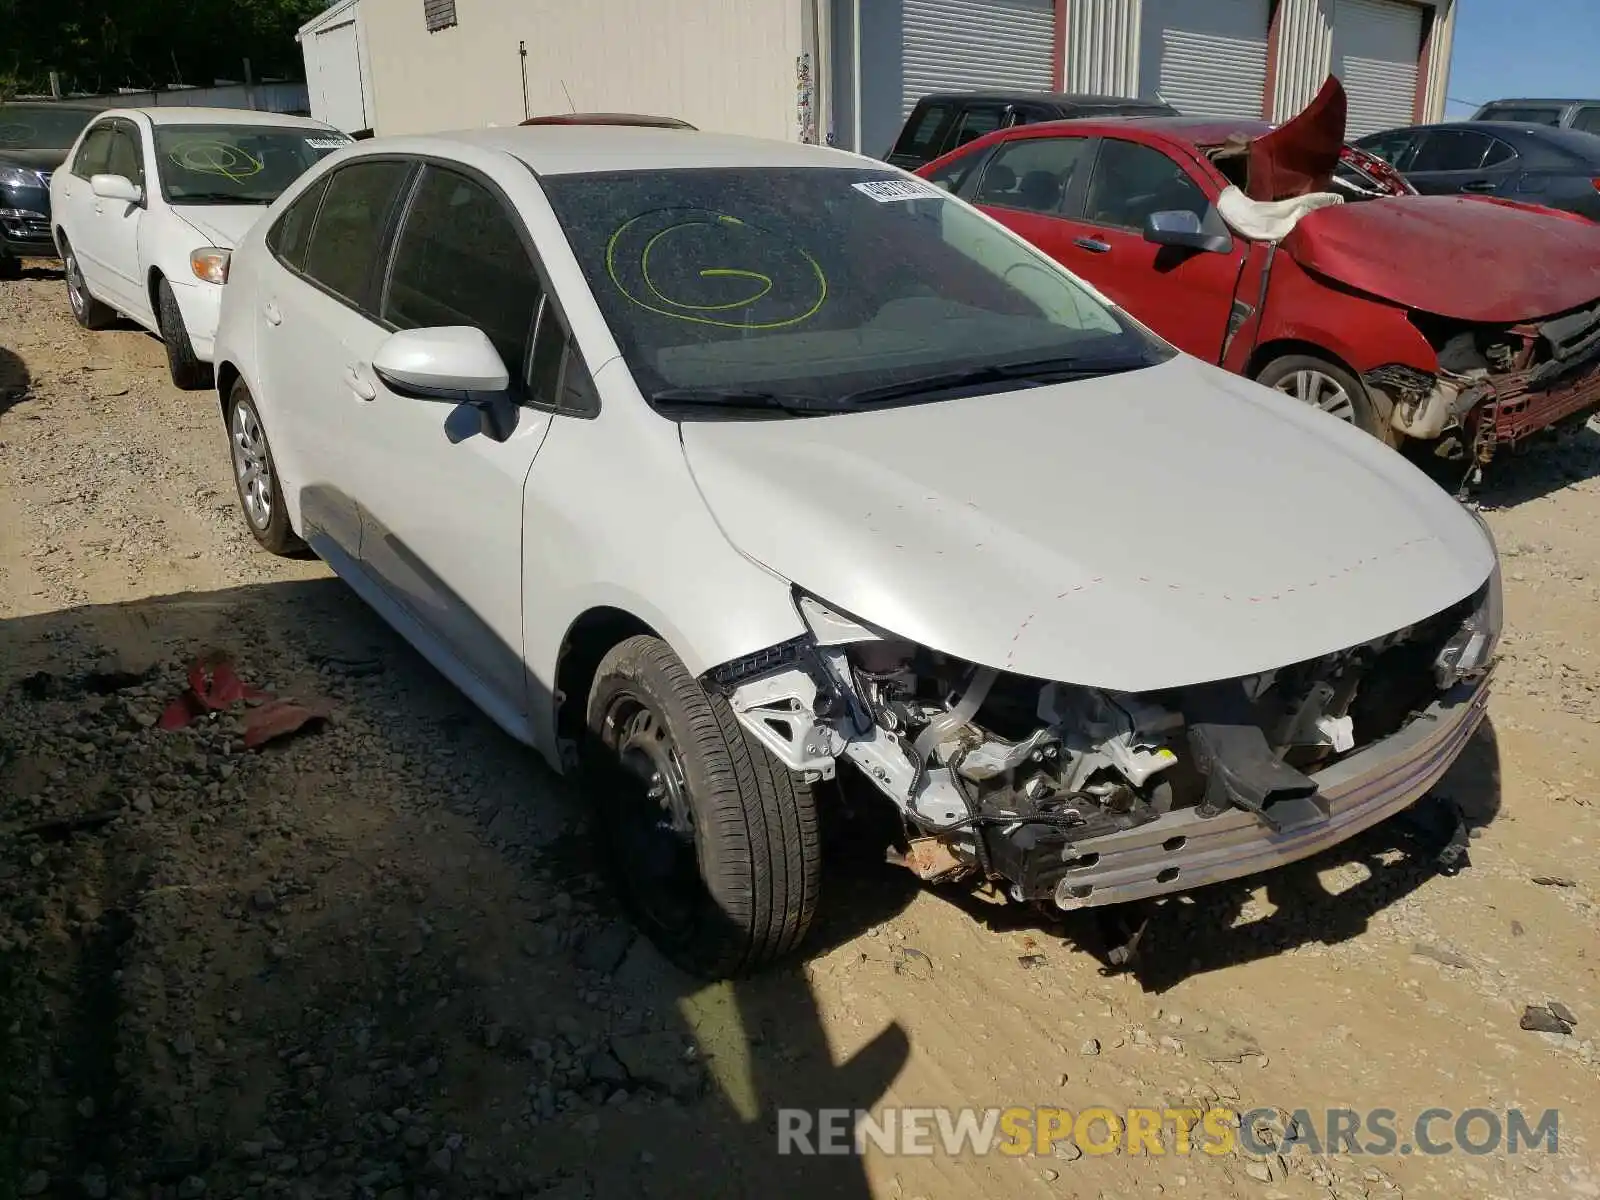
[1233,77,1600,323]
[1284,195,1600,322]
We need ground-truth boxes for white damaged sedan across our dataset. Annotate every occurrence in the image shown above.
[213,127,1500,977]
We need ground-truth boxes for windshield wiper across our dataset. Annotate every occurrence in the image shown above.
[839,353,1154,407]
[649,387,856,416]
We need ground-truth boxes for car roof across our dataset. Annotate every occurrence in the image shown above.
[915,89,1173,109]
[366,125,874,175]
[1475,98,1592,108]
[96,107,339,129]
[1042,115,1276,146]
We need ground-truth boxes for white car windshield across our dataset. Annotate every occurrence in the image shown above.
[541,167,1173,415]
[154,125,352,205]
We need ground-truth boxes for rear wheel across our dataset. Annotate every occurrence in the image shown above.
[226,379,300,555]
[156,277,212,390]
[584,635,821,978]
[1255,353,1396,446]
[62,240,114,330]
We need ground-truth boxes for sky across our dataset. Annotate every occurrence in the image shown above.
[1443,0,1600,118]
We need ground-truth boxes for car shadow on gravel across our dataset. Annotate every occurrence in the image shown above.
[1465,422,1600,509]
[935,720,1503,995]
[0,344,29,417]
[0,580,913,1200]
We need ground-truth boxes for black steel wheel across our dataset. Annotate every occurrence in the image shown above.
[584,635,821,978]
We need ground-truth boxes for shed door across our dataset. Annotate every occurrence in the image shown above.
[900,0,1057,117]
[314,20,368,133]
[1332,0,1424,137]
[1139,0,1271,118]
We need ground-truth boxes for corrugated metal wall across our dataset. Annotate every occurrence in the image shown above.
[360,0,801,139]
[1062,0,1142,97]
[1272,0,1446,125]
[900,0,1057,116]
[1272,0,1335,119]
[1419,0,1453,122]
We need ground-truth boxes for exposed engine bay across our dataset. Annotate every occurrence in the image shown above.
[1371,299,1600,463]
[706,582,1499,908]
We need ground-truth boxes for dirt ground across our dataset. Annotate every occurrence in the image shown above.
[1,263,1596,1200]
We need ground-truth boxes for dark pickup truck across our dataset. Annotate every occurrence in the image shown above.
[885,89,1176,170]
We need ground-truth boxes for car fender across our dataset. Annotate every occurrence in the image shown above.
[1251,253,1437,377]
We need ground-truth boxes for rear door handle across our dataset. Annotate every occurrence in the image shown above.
[1074,236,1112,253]
[343,364,376,401]
[262,301,282,326]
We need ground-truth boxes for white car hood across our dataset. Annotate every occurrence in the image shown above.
[173,205,265,249]
[681,355,1495,692]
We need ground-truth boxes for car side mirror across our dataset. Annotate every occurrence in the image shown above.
[1143,209,1232,254]
[372,326,516,441]
[90,173,143,205]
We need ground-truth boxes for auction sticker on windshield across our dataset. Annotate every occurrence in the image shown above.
[305,137,354,150]
[852,179,943,203]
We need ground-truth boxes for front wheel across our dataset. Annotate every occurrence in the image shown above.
[584,635,821,978]
[156,277,212,390]
[226,379,300,555]
[1255,353,1397,446]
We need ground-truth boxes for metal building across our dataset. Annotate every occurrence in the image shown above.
[833,0,1456,154]
[299,0,1454,150]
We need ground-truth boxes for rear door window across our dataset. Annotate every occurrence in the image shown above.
[299,159,412,313]
[890,102,956,161]
[949,105,1006,151]
[383,165,543,389]
[1410,130,1494,172]
[973,136,1094,215]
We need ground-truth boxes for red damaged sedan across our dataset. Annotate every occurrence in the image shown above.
[917,78,1600,469]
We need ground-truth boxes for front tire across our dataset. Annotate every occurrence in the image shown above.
[1255,353,1397,446]
[156,277,212,390]
[584,635,821,978]
[226,379,300,555]
[62,240,114,330]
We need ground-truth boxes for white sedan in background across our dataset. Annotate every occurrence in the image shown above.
[50,107,350,388]
[213,126,1499,978]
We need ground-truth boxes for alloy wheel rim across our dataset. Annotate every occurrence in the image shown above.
[1274,369,1357,424]
[603,692,703,938]
[231,402,273,530]
[66,253,85,318]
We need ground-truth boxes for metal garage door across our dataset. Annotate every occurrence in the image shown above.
[1333,0,1423,137]
[900,0,1057,117]
[1140,0,1271,119]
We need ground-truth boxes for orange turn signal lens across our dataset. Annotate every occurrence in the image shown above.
[191,247,232,285]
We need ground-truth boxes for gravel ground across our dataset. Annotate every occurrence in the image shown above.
[2,265,1597,1200]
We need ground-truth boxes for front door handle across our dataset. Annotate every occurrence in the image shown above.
[262,301,282,326]
[1460,179,1497,194]
[343,364,376,401]
[1074,236,1112,253]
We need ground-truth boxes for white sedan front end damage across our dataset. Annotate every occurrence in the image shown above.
[708,554,1500,911]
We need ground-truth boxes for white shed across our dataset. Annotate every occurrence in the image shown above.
[297,0,377,136]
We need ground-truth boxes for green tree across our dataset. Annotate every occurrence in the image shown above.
[0,0,326,96]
